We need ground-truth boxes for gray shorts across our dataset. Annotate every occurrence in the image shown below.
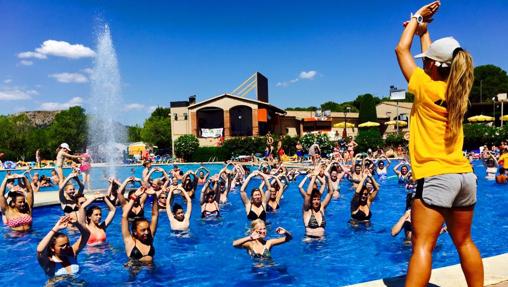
[415,172,477,208]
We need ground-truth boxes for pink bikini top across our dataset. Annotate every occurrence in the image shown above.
[7,213,32,228]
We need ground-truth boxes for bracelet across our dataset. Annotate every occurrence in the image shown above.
[51,229,57,233]
[130,195,138,201]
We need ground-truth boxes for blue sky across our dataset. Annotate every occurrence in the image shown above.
[1,0,507,125]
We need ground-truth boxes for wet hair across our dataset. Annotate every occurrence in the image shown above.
[49,232,68,256]
[131,218,150,237]
[8,192,25,209]
[172,203,183,214]
[444,49,474,142]
[85,205,102,223]
[250,188,262,197]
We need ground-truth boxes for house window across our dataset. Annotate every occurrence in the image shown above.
[174,113,178,121]
[184,113,188,120]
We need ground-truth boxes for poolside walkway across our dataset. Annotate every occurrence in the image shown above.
[346,253,508,287]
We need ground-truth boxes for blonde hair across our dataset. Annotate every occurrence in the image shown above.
[445,50,474,142]
[250,219,265,231]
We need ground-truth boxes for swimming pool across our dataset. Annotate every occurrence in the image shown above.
[0,161,506,286]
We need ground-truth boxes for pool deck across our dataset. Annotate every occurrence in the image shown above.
[33,191,508,287]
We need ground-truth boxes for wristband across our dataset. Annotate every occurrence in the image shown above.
[130,195,138,201]
[51,229,57,233]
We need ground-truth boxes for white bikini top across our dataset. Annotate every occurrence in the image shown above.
[51,255,79,276]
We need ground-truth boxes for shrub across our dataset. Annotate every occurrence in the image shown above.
[384,133,407,148]
[463,123,498,151]
[190,147,227,162]
[174,135,199,161]
[355,128,383,153]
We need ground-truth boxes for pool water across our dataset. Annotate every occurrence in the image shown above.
[0,161,506,286]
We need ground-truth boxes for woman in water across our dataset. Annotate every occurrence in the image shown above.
[483,153,498,180]
[393,160,411,183]
[36,214,90,277]
[303,171,333,238]
[263,176,286,212]
[396,2,483,285]
[0,174,34,232]
[374,155,391,180]
[200,177,221,219]
[58,172,84,215]
[166,186,192,231]
[121,188,159,263]
[80,193,116,245]
[195,166,210,185]
[55,143,82,183]
[117,177,146,222]
[240,171,271,221]
[350,174,379,225]
[233,219,292,259]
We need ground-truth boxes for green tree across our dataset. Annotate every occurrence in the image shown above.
[356,93,378,123]
[47,107,88,157]
[141,107,172,150]
[128,125,143,142]
[320,101,359,112]
[471,65,508,103]
[174,134,199,161]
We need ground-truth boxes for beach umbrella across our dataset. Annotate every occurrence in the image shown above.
[467,115,494,122]
[358,121,380,128]
[384,120,408,127]
[499,115,508,121]
[333,122,355,128]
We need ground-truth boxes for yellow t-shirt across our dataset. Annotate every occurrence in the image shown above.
[408,68,472,180]
[498,153,508,169]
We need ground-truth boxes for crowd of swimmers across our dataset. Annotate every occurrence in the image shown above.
[1,140,440,280]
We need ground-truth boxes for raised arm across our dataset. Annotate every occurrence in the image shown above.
[267,227,293,248]
[121,188,143,244]
[303,175,317,211]
[321,176,334,209]
[71,209,91,255]
[240,171,257,206]
[102,196,116,228]
[182,188,192,219]
[0,177,9,212]
[395,1,440,81]
[298,175,309,198]
[150,193,160,237]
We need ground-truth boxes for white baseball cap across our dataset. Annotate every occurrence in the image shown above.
[415,36,461,67]
[60,143,71,151]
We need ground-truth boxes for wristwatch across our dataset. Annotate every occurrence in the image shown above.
[410,13,423,24]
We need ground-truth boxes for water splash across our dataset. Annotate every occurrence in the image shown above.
[88,24,125,176]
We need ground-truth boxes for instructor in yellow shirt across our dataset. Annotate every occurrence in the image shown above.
[395,1,483,287]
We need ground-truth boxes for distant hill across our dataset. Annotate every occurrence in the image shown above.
[15,110,61,127]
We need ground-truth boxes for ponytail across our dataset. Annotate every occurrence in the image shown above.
[445,49,474,142]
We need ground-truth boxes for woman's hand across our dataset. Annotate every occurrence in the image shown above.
[134,188,145,197]
[53,216,71,231]
[415,1,440,22]
[275,227,288,235]
[250,231,261,240]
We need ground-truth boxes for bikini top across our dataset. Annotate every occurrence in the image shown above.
[6,213,32,228]
[127,208,144,222]
[249,245,271,258]
[266,201,279,212]
[51,255,79,277]
[351,209,372,221]
[247,204,266,221]
[307,210,326,229]
[129,240,155,260]
[62,204,79,214]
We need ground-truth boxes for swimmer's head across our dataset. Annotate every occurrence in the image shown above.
[172,203,185,221]
[401,165,409,175]
[86,205,102,225]
[131,218,152,243]
[310,189,321,210]
[50,233,73,257]
[250,219,266,239]
[250,188,263,205]
[9,192,26,211]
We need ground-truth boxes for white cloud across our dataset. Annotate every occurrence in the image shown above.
[39,97,83,111]
[17,51,47,59]
[276,70,319,88]
[17,40,95,62]
[49,72,88,83]
[299,70,317,80]
[0,89,33,101]
[20,60,33,66]
[81,68,93,74]
[124,103,145,111]
[3,79,12,84]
